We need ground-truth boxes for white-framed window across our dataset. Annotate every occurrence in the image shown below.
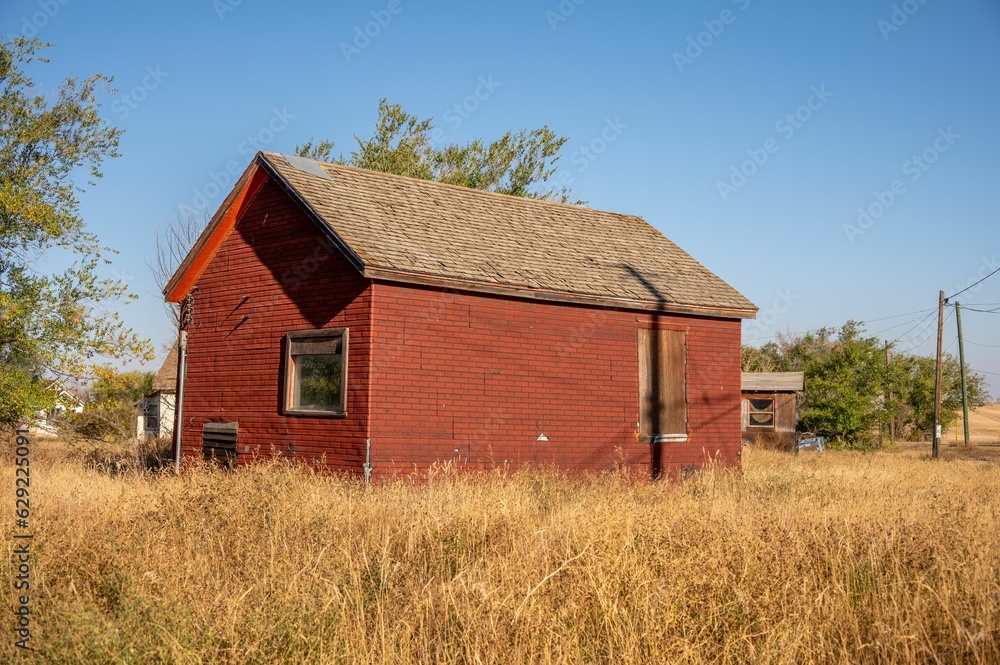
[283,329,348,416]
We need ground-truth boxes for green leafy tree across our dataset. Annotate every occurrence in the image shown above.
[0,37,152,429]
[296,99,573,201]
[890,353,988,438]
[70,367,154,441]
[741,343,780,373]
[89,367,155,405]
[0,367,50,426]
[780,323,887,445]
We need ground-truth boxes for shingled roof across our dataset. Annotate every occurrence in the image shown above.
[151,345,178,393]
[742,372,805,392]
[165,152,756,318]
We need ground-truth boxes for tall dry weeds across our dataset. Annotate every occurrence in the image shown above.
[1,443,998,663]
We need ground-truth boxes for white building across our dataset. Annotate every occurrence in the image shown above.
[137,346,177,439]
[32,380,85,435]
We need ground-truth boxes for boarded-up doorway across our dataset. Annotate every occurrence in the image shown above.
[638,329,687,439]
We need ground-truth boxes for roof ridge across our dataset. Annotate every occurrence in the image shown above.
[259,151,645,221]
[252,151,757,318]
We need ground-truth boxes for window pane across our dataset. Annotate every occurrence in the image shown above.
[293,353,343,411]
[290,337,342,356]
[748,397,774,427]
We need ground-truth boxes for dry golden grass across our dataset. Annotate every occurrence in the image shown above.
[2,441,999,664]
[954,402,1000,445]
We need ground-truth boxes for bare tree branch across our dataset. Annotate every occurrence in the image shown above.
[148,208,209,328]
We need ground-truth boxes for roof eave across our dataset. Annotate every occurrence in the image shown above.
[163,160,265,302]
[364,267,757,320]
[741,372,806,391]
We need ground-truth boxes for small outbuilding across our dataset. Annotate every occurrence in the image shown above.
[741,372,804,450]
[163,152,757,478]
[32,380,84,435]
[136,346,177,439]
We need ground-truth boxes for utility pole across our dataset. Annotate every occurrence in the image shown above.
[932,290,945,459]
[885,341,894,446]
[955,302,970,446]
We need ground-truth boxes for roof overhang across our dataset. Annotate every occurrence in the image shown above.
[164,160,269,302]
[163,153,366,303]
[364,267,757,320]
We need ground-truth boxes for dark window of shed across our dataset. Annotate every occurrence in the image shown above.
[144,400,160,430]
[748,398,775,428]
[284,329,348,416]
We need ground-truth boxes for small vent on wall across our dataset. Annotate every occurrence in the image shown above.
[202,422,238,467]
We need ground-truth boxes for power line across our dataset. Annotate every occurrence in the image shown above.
[895,308,954,355]
[948,267,1000,300]
[865,307,942,324]
[944,335,958,354]
[965,339,1000,348]
[889,309,939,346]
[742,299,991,346]
[870,309,939,337]
[742,307,938,344]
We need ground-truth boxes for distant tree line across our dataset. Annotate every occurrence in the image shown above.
[742,321,989,448]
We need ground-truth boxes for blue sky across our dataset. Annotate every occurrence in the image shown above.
[4,0,999,395]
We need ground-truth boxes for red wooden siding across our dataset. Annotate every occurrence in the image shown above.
[368,282,742,478]
[178,178,743,478]
[179,178,372,472]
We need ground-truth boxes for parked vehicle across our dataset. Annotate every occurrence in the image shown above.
[796,432,826,453]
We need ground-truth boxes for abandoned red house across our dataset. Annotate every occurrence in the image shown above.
[163,152,757,479]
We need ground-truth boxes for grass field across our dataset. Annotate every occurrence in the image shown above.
[954,402,1000,445]
[2,439,999,664]
[897,402,1000,463]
